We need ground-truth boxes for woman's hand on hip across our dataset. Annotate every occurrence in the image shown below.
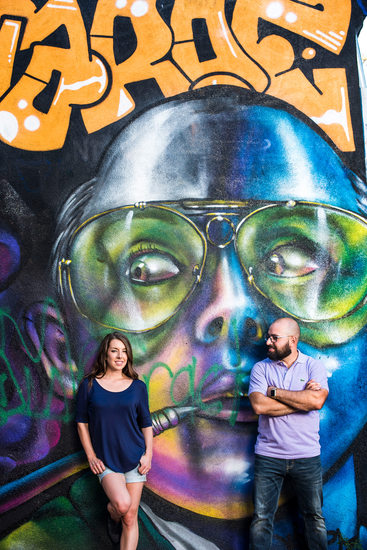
[138,453,151,475]
[88,455,105,475]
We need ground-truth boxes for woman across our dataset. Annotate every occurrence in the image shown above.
[76,332,153,550]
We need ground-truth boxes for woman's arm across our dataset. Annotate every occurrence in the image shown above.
[138,426,153,475]
[77,422,105,474]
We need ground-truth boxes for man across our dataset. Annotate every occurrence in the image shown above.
[249,317,329,549]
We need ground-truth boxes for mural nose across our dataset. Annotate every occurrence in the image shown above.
[200,313,262,344]
[194,253,264,353]
[206,315,224,338]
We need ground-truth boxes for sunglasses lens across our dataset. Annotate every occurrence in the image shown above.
[68,206,205,331]
[237,204,367,321]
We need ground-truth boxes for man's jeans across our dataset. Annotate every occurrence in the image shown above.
[249,454,328,550]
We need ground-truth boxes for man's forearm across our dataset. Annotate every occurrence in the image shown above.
[249,392,298,416]
[272,387,328,411]
[266,401,299,416]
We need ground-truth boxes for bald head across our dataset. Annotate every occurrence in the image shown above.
[269,318,300,342]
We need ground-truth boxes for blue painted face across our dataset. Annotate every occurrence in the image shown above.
[59,92,367,519]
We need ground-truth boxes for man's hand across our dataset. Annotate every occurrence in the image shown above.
[267,379,321,397]
[305,379,321,391]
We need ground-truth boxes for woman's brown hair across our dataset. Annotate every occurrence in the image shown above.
[87,332,138,388]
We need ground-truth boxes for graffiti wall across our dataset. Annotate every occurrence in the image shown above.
[1,1,367,548]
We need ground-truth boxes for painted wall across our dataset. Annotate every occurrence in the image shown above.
[1,1,367,549]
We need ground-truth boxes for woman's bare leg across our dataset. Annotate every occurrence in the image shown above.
[101,473,144,549]
[120,482,144,550]
[101,473,130,524]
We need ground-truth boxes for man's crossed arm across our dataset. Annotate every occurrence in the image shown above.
[249,380,328,417]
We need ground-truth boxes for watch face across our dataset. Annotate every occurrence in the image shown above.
[271,389,276,397]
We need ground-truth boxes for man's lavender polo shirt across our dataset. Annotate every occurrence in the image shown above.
[248,351,329,459]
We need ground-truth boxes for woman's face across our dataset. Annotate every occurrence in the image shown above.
[105,339,128,373]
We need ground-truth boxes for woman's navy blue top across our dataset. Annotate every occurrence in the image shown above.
[75,378,152,473]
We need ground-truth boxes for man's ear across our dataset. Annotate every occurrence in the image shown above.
[23,301,78,398]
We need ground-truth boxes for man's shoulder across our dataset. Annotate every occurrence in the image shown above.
[252,357,273,372]
[297,351,328,381]
[253,356,271,366]
[297,351,324,368]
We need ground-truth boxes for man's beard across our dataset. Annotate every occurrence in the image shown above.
[267,341,291,361]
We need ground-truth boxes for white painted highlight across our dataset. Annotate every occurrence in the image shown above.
[312,87,350,142]
[222,457,250,478]
[5,21,20,57]
[24,115,40,131]
[302,29,338,51]
[116,0,127,7]
[358,19,367,83]
[47,4,77,10]
[0,111,19,142]
[18,99,28,109]
[117,89,134,116]
[266,2,284,19]
[316,30,341,46]
[278,117,320,201]
[329,30,344,40]
[323,356,340,378]
[131,0,148,17]
[285,12,297,23]
[218,11,237,58]
[53,58,107,105]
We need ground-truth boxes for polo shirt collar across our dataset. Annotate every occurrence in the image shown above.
[275,349,305,368]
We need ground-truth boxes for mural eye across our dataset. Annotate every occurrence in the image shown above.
[264,245,321,278]
[127,253,180,284]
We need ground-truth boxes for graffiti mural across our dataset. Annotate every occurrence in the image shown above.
[1,1,367,549]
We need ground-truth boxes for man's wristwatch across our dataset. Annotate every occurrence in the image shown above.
[270,388,277,399]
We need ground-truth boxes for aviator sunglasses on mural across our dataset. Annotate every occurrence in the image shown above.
[58,199,367,335]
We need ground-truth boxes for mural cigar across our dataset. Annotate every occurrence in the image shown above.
[0,406,197,514]
[151,405,198,436]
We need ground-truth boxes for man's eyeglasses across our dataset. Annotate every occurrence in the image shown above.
[58,199,367,335]
[265,334,292,343]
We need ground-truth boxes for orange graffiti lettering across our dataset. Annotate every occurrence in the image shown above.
[171,0,269,91]
[0,0,357,152]
[231,0,353,150]
[0,19,23,97]
[268,68,354,151]
[0,0,108,151]
[83,0,188,133]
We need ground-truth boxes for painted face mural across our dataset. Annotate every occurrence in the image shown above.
[1,0,367,547]
[53,89,367,529]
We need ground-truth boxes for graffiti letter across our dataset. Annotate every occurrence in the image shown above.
[171,0,269,91]
[83,0,188,133]
[0,0,108,151]
[231,0,354,150]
